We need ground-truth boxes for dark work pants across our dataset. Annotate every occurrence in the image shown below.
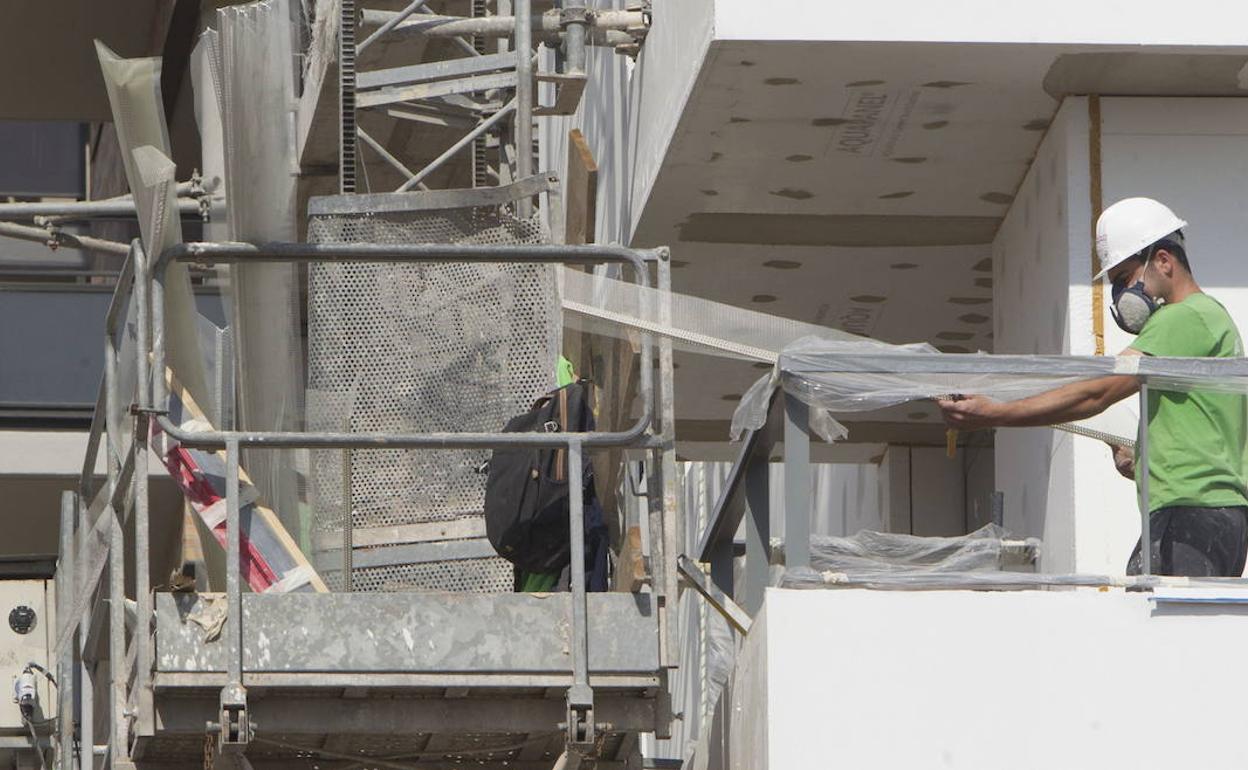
[1126,506,1248,577]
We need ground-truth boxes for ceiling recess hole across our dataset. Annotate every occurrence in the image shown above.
[763,260,802,270]
[751,294,777,303]
[721,394,743,401]
[729,116,751,124]
[752,361,773,370]
[879,191,915,199]
[923,120,950,129]
[972,257,993,272]
[890,262,919,270]
[922,80,972,88]
[846,79,886,87]
[974,277,993,288]
[936,331,975,340]
[1023,119,1050,131]
[892,156,929,164]
[786,154,814,162]
[739,60,755,66]
[980,192,1015,205]
[938,344,972,353]
[709,152,723,162]
[849,295,887,303]
[812,117,850,127]
[671,260,690,268]
[947,297,991,305]
[770,188,814,200]
[958,313,991,324]
[765,77,799,85]
[700,189,719,197]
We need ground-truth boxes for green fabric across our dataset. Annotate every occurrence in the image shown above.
[517,569,559,592]
[556,355,576,387]
[515,356,578,592]
[1131,293,1248,511]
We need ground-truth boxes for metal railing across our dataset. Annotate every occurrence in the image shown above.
[687,351,1248,623]
[60,236,677,768]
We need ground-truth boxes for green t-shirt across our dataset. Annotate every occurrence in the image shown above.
[1131,292,1247,511]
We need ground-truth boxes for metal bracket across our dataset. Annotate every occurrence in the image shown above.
[533,71,587,117]
[564,683,596,751]
[558,6,592,27]
[216,683,252,750]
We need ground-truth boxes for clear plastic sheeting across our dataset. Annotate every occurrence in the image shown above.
[777,524,1038,577]
[561,268,865,363]
[732,335,1248,442]
[96,42,211,430]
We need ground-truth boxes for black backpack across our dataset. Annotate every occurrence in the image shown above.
[484,380,597,573]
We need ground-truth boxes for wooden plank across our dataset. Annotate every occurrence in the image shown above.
[312,517,486,551]
[154,368,328,593]
[612,526,646,593]
[565,128,598,246]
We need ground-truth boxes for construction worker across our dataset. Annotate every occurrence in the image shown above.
[937,197,1248,576]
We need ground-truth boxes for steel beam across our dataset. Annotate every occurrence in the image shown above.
[57,492,76,770]
[359,8,647,44]
[782,394,811,571]
[153,671,659,691]
[356,51,518,92]
[152,695,656,735]
[0,199,203,220]
[0,221,130,257]
[676,556,751,635]
[397,98,517,192]
[514,0,533,217]
[357,71,518,109]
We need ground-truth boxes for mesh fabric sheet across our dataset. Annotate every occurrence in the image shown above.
[307,204,557,593]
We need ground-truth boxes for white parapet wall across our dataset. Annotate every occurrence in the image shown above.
[722,587,1248,769]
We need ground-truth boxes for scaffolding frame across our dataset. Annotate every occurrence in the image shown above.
[343,0,648,198]
[60,233,677,770]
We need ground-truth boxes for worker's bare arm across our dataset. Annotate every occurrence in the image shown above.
[936,348,1142,430]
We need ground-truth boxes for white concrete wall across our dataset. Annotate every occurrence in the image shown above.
[712,0,1248,46]
[736,587,1248,769]
[991,98,1090,569]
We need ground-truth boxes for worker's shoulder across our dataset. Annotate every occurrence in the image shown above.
[1163,293,1243,355]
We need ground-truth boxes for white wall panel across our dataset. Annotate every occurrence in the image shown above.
[991,98,1088,569]
[743,587,1248,769]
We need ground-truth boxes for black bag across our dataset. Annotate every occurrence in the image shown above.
[484,380,597,573]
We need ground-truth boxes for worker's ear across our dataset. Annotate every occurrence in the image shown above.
[1153,249,1177,278]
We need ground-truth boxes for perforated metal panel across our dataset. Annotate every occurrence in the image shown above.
[347,557,515,594]
[306,200,558,593]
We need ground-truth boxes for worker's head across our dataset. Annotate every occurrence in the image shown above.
[1095,198,1192,333]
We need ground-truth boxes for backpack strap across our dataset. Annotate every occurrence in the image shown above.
[554,387,569,482]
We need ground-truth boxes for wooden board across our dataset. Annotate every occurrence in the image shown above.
[152,368,328,593]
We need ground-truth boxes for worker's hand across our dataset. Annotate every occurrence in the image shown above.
[935,395,1004,431]
[1112,443,1135,480]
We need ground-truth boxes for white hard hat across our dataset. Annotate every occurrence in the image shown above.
[1094,197,1187,280]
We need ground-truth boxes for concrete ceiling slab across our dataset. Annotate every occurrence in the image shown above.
[621,10,1248,442]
